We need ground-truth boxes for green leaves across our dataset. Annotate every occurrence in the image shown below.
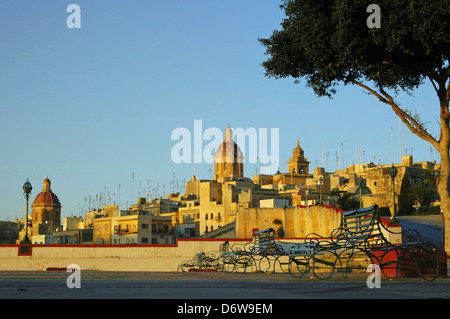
[259,0,449,98]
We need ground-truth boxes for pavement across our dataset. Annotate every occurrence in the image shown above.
[0,270,448,300]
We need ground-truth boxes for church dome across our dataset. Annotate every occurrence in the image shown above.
[214,126,244,163]
[32,177,61,208]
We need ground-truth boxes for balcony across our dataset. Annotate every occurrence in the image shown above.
[114,228,138,235]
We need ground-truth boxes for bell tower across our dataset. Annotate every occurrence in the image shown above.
[287,140,309,174]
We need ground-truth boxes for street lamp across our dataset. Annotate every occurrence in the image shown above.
[388,165,399,224]
[357,176,363,208]
[21,179,32,244]
[282,185,287,208]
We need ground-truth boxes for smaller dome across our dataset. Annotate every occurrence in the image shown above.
[348,185,372,195]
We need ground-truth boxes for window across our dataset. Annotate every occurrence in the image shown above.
[142,223,148,229]
[210,213,213,220]
[205,214,208,220]
[141,237,148,243]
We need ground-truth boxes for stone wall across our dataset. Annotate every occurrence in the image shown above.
[235,205,343,238]
[0,239,242,272]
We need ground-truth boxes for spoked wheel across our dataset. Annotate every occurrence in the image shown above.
[222,261,236,273]
[221,254,237,273]
[312,251,340,280]
[377,247,401,279]
[288,255,310,278]
[258,256,274,273]
[413,245,440,281]
[234,255,252,273]
[277,255,291,274]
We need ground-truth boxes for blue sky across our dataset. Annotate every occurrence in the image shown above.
[0,1,441,220]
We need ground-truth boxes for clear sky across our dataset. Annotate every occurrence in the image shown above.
[0,1,441,221]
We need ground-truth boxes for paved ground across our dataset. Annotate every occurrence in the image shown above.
[398,214,445,249]
[0,270,448,300]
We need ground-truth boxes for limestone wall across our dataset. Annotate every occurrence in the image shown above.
[235,205,343,238]
[0,240,244,272]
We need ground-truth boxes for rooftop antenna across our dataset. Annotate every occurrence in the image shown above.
[391,127,394,163]
[335,151,339,171]
[322,144,324,167]
[261,129,264,174]
[131,172,134,203]
[357,142,361,165]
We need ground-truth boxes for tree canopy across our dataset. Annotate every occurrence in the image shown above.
[260,0,448,102]
[259,0,449,147]
[259,0,450,252]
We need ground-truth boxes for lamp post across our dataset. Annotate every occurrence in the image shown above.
[358,176,363,208]
[282,185,287,209]
[282,185,287,237]
[388,165,399,224]
[21,179,32,244]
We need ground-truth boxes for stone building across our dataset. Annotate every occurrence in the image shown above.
[0,221,19,244]
[330,155,439,215]
[253,140,313,189]
[91,205,173,244]
[31,177,61,238]
[176,137,315,238]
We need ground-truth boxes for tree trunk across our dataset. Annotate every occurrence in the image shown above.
[438,88,450,254]
[438,115,450,255]
[354,81,450,253]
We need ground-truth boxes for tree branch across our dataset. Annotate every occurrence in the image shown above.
[354,81,440,149]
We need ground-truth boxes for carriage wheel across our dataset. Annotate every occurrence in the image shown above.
[288,255,310,278]
[312,251,340,280]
